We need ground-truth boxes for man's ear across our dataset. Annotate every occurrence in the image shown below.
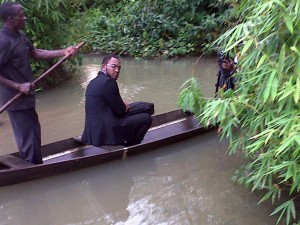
[7,15,14,23]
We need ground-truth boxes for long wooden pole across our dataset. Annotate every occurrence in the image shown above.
[0,41,85,114]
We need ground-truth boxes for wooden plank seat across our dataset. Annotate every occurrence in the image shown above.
[0,155,33,169]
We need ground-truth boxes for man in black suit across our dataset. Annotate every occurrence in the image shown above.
[81,55,154,147]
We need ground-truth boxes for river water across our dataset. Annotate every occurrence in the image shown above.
[0,54,282,224]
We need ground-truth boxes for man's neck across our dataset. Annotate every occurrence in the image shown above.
[3,24,19,34]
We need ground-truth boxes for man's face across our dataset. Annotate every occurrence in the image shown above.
[10,5,27,30]
[104,57,121,80]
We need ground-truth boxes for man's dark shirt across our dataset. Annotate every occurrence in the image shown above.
[0,27,35,111]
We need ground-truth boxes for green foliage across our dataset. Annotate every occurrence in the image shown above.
[178,0,300,224]
[67,0,236,57]
[0,0,83,86]
[11,0,86,49]
[177,77,206,113]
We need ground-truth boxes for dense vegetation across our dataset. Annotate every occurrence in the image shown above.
[1,0,235,86]
[2,0,236,59]
[178,0,300,224]
[67,0,236,58]
[0,0,87,88]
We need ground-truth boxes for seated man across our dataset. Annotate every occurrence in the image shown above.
[81,55,154,147]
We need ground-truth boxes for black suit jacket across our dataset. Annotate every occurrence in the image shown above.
[81,71,130,146]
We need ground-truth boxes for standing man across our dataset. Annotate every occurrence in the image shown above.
[81,55,154,147]
[0,2,78,164]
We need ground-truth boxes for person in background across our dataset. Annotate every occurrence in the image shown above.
[0,2,79,164]
[81,55,154,147]
[215,51,238,96]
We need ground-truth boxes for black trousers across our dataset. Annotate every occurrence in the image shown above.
[8,108,42,164]
[124,102,154,146]
[123,112,152,146]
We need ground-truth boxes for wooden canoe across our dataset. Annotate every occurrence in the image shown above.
[0,109,215,186]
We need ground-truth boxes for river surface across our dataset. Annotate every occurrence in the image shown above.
[0,54,282,224]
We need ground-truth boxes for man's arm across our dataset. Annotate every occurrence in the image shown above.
[0,74,31,94]
[31,46,78,61]
[105,79,127,116]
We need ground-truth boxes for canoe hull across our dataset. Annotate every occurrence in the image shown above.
[0,110,215,186]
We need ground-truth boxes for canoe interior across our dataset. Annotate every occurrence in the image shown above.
[41,109,194,156]
[0,109,215,185]
[0,109,208,166]
[40,110,201,163]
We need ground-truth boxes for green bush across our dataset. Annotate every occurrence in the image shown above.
[67,0,236,57]
[178,0,300,224]
[1,0,85,86]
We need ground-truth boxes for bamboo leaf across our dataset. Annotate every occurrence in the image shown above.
[278,44,286,74]
[263,70,276,103]
[296,77,300,93]
[265,129,276,144]
[271,75,279,101]
[225,36,247,52]
[241,39,253,56]
[293,87,299,103]
[290,46,300,57]
[275,138,293,157]
[278,86,294,102]
[270,200,289,216]
[229,102,237,115]
[223,89,234,98]
[189,92,195,111]
[290,200,296,220]
[294,77,300,103]
[179,77,193,89]
[257,54,267,68]
[259,190,274,204]
[246,139,265,154]
[272,0,287,9]
[284,15,294,34]
[270,200,296,225]
[294,135,300,146]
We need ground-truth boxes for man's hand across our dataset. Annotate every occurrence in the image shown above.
[17,82,33,95]
[123,101,130,112]
[64,46,79,57]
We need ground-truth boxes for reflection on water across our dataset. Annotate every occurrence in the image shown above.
[0,54,282,224]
